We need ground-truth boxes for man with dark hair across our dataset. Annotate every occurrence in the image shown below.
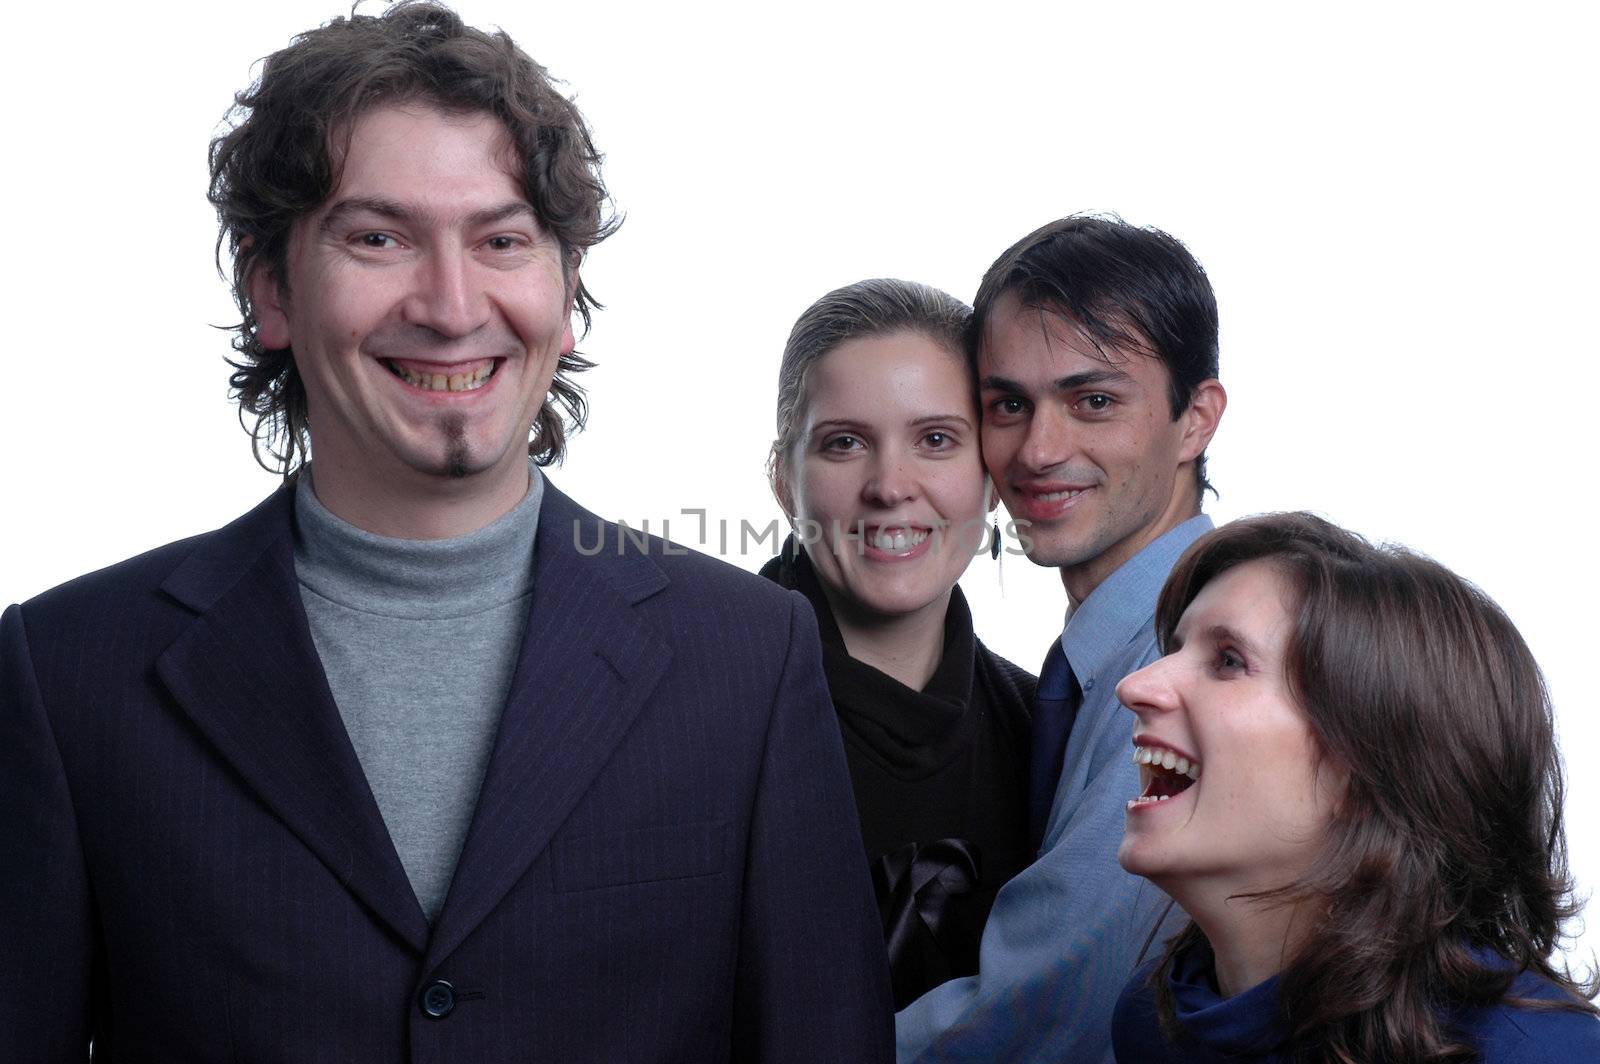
[0,4,892,1060]
[895,215,1227,1062]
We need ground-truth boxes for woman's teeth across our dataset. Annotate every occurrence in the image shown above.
[388,361,495,392]
[869,528,929,551]
[1128,745,1201,809]
[1132,745,1201,780]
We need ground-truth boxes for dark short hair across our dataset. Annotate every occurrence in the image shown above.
[768,278,971,484]
[969,214,1220,500]
[1148,512,1596,1061]
[209,0,618,474]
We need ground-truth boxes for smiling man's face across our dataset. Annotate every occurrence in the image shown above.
[251,105,573,517]
[978,292,1218,602]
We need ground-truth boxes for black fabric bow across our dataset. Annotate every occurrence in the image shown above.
[871,839,983,1009]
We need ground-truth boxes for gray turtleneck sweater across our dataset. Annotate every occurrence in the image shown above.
[292,467,543,921]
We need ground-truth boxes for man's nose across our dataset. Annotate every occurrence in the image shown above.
[1018,406,1074,473]
[404,247,489,338]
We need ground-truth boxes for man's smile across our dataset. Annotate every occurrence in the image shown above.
[1013,481,1096,523]
[383,356,501,393]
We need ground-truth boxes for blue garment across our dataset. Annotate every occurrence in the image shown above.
[896,516,1212,1063]
[1113,938,1600,1062]
[1027,640,1079,851]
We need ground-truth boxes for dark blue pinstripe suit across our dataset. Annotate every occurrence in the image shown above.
[1,479,893,1062]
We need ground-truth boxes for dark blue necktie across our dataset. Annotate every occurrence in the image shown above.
[1028,639,1081,853]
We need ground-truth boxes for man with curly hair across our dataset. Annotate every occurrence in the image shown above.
[0,4,891,1060]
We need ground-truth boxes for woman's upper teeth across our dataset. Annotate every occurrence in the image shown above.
[1131,745,1201,780]
[870,528,928,551]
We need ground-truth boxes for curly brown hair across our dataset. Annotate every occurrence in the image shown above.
[208,1,618,474]
[1149,512,1597,1063]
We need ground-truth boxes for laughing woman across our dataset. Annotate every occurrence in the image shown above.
[1111,512,1600,1063]
[762,279,1033,1008]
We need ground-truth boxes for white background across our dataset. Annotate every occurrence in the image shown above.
[4,2,1596,971]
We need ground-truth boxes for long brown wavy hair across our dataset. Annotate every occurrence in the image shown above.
[208,1,618,475]
[1148,512,1597,1063]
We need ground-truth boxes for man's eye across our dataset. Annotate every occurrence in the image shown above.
[358,232,397,249]
[990,397,1026,417]
[1079,394,1113,413]
[486,235,521,251]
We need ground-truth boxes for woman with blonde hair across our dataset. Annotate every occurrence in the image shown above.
[763,278,1032,1008]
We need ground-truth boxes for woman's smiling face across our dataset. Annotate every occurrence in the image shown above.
[782,330,989,625]
[1115,558,1345,899]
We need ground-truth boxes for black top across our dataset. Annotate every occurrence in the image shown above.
[760,542,1034,1008]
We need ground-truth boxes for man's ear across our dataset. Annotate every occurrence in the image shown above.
[247,260,293,352]
[561,267,580,357]
[1177,379,1227,464]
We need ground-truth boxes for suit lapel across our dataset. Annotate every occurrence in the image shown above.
[155,487,429,953]
[426,482,672,968]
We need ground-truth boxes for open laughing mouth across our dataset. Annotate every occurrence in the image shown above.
[384,357,500,393]
[1127,742,1201,810]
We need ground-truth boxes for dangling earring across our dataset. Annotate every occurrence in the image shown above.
[990,517,1002,560]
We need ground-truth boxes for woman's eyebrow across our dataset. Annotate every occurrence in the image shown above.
[1200,623,1267,662]
[807,418,863,435]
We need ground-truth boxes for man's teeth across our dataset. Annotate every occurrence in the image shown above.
[1131,745,1201,780]
[389,361,495,392]
[1037,488,1086,502]
[870,528,929,551]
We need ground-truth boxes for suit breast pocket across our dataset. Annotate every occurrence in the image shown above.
[550,819,727,893]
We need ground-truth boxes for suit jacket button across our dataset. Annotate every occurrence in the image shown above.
[419,980,456,1019]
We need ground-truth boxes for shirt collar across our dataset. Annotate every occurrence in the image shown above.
[292,460,545,617]
[1169,934,1289,1054]
[1058,514,1214,688]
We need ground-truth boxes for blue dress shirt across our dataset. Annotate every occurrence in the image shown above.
[895,515,1212,1064]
